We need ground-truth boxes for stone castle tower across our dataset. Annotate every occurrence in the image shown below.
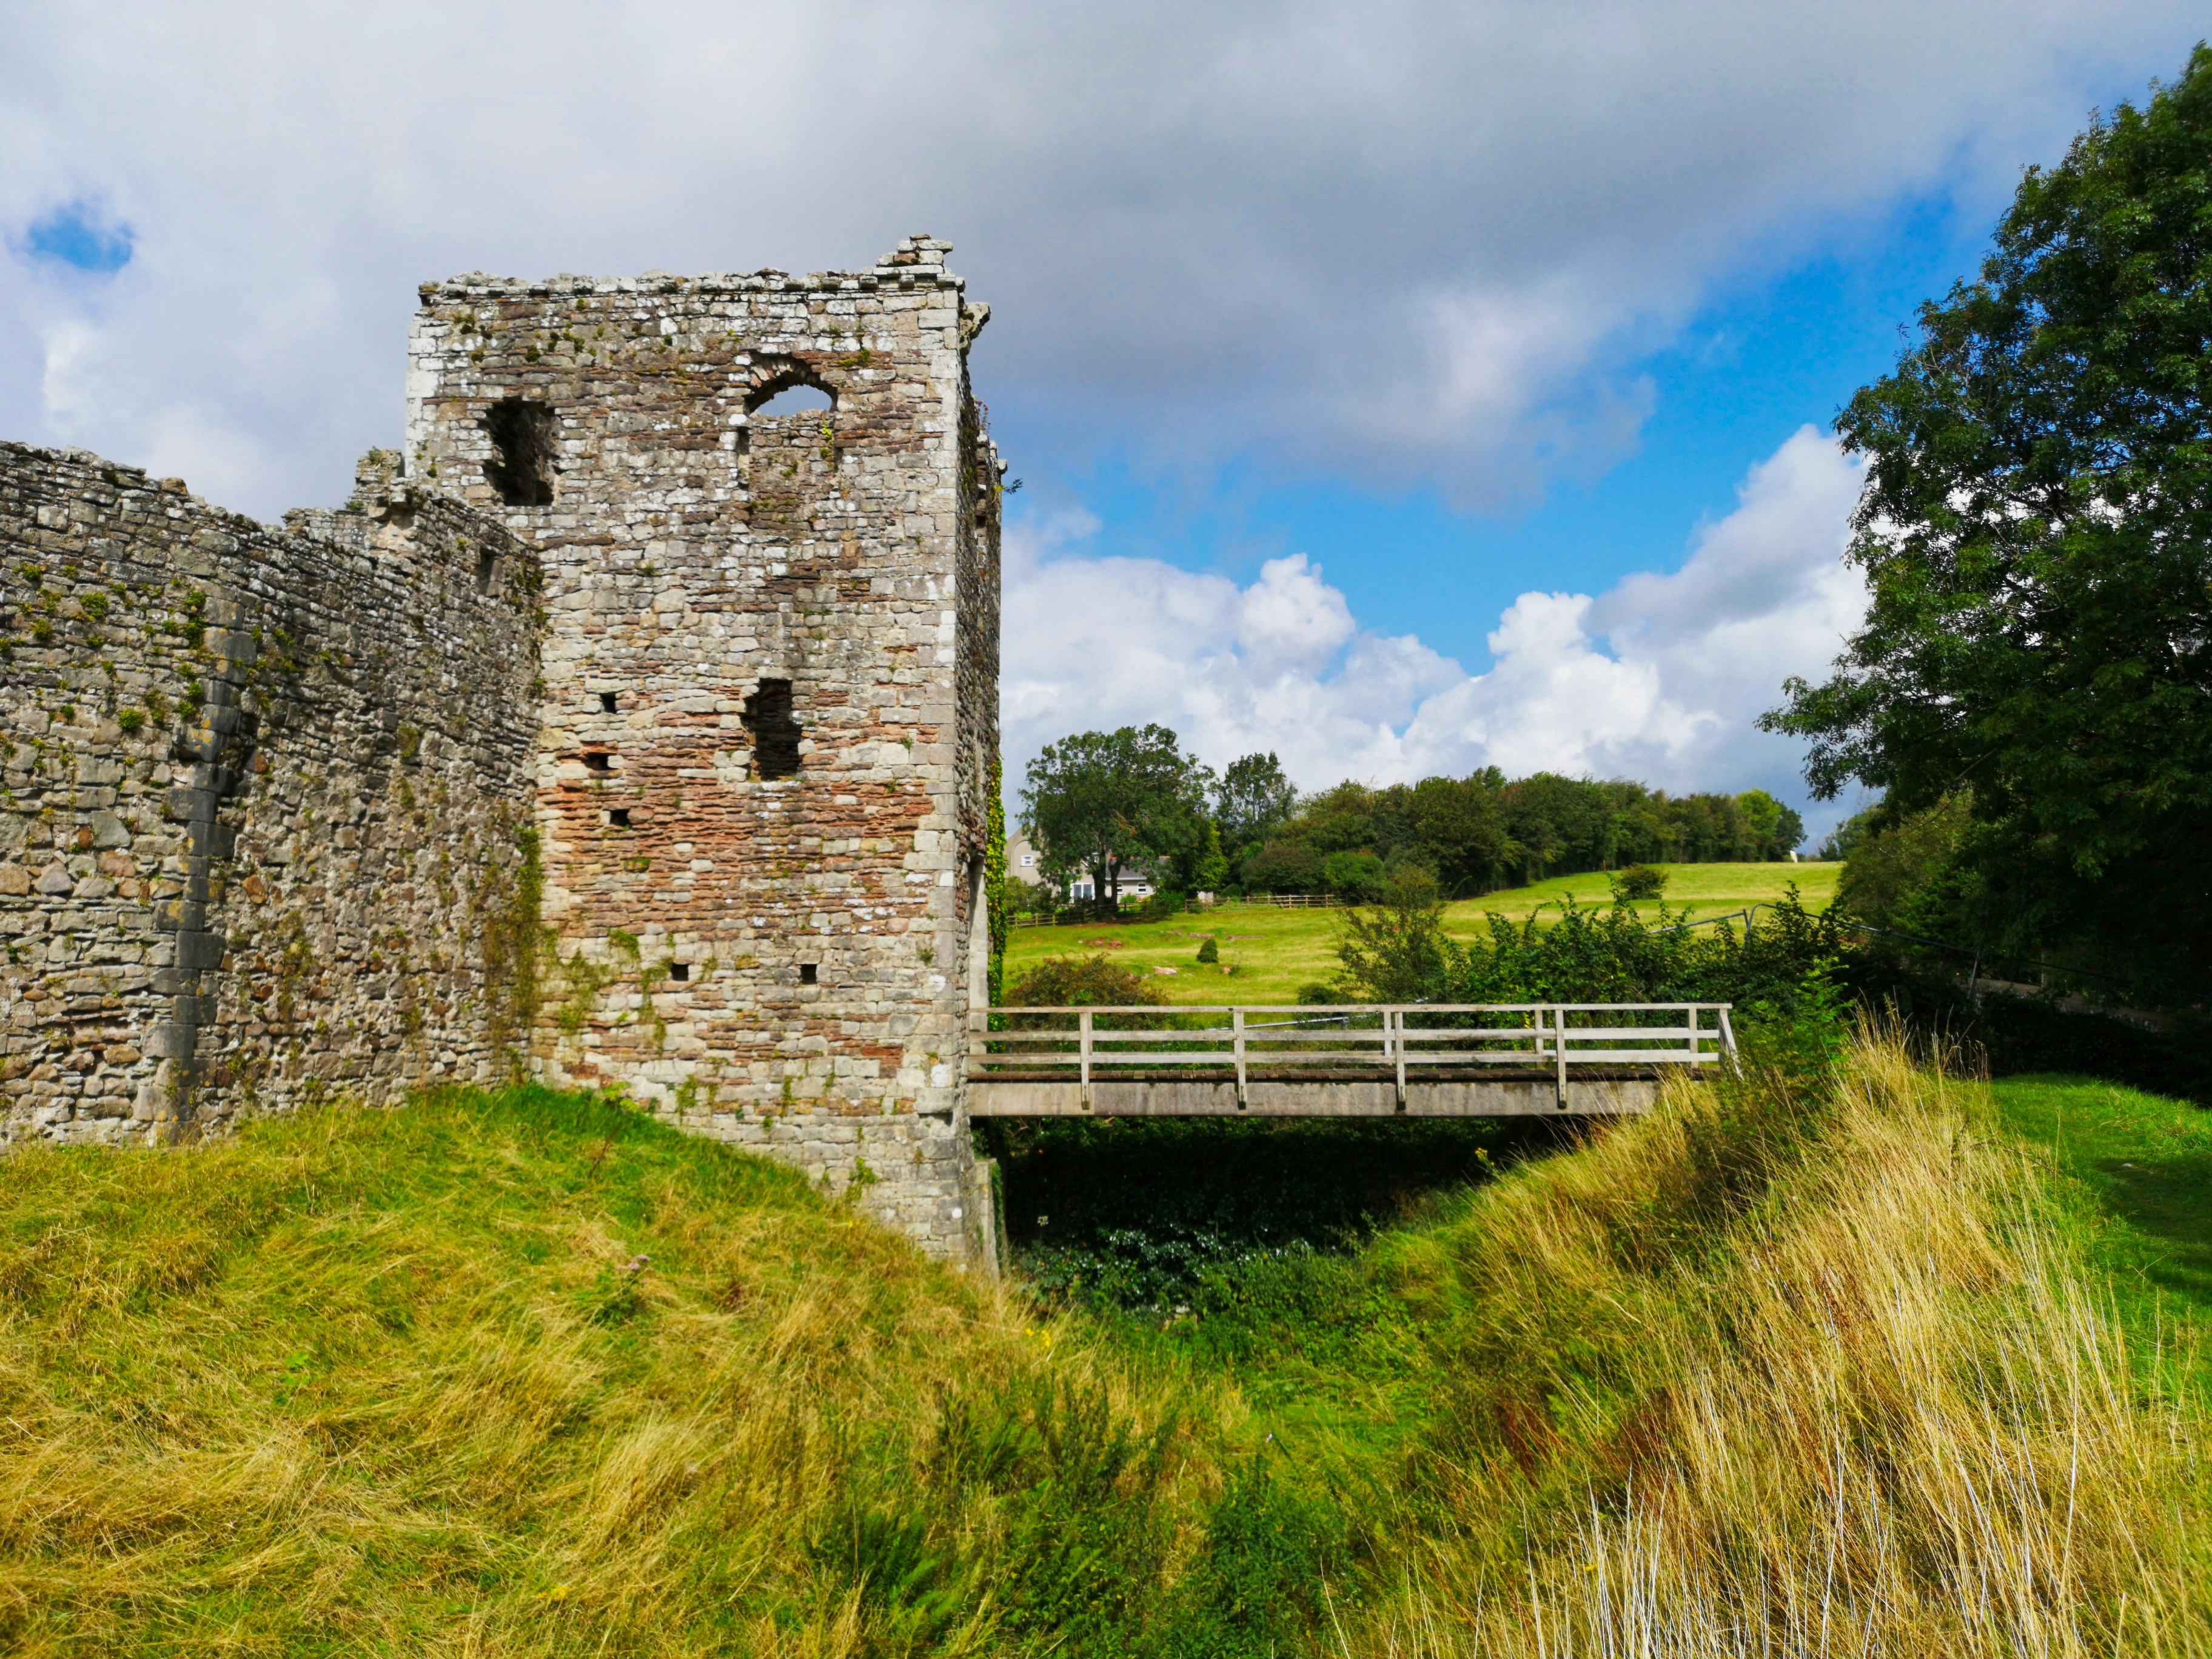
[0,237,1003,1267]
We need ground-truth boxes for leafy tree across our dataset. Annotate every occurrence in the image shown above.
[1241,839,1322,893]
[1020,725,1208,908]
[1734,789,1805,860]
[1319,850,1386,903]
[1816,806,1880,862]
[1764,48,2212,997]
[1193,820,1230,895]
[1407,773,1517,894]
[1836,794,1973,931]
[1214,752,1298,853]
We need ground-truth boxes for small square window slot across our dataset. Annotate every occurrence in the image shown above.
[799,962,817,985]
[585,751,613,771]
[669,962,690,982]
[599,692,618,713]
[608,808,631,828]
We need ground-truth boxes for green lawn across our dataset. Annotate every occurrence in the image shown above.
[1004,860,1840,1006]
[1987,1074,2212,1327]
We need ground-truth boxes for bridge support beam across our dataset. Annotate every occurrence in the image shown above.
[967,1078,1662,1118]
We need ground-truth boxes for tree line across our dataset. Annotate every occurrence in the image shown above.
[1017,725,1805,908]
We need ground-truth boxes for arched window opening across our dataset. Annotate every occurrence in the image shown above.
[483,397,557,506]
[751,383,833,416]
[743,679,803,780]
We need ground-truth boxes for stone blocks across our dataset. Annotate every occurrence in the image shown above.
[0,236,1003,1271]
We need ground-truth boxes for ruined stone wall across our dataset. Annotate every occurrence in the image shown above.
[404,235,1002,1263]
[0,444,540,1142]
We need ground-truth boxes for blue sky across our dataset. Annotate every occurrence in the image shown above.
[1002,188,1989,679]
[1,3,2202,834]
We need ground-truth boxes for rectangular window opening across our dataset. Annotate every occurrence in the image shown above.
[743,678,803,780]
[482,397,557,506]
[584,751,614,771]
[669,962,690,982]
[599,691,618,713]
[607,808,631,828]
[799,962,817,985]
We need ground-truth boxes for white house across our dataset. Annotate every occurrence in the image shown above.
[1005,832,1156,902]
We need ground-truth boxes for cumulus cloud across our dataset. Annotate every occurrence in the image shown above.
[0,1,2196,514]
[1004,426,1867,807]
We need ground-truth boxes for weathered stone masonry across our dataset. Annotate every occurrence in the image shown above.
[405,234,1002,1265]
[0,237,1003,1269]
[0,444,541,1139]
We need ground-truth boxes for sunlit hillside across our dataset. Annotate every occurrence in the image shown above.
[1005,860,1841,1006]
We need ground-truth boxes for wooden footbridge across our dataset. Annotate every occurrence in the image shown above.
[967,1003,1736,1118]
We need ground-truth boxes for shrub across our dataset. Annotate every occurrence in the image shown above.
[1609,862,1668,901]
[1139,888,1188,921]
[1196,936,1219,964]
[1321,850,1387,903]
[1438,888,1848,1013]
[1241,839,1322,893]
[1004,954,1167,1009]
[1334,866,1446,1001]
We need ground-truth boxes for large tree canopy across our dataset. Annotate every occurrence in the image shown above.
[1019,725,1208,905]
[1213,751,1298,857]
[1764,46,2212,998]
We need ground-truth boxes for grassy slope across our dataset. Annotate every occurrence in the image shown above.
[3,1041,2202,1655]
[1144,1050,2212,1654]
[0,1091,1226,1657]
[1006,860,1841,1005]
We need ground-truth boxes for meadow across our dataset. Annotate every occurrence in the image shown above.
[1005,859,1843,1004]
[0,1016,2203,1654]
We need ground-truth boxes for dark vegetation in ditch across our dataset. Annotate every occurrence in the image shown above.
[996,1114,1549,1313]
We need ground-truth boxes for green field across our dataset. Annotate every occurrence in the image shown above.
[1987,1074,2212,1327]
[1004,859,1840,1005]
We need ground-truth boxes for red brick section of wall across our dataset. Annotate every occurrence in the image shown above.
[406,236,1003,1265]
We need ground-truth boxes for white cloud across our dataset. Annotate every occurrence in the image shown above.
[1004,426,1867,814]
[0,1,2196,515]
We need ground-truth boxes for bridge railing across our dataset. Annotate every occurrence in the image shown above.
[970,1003,1736,1093]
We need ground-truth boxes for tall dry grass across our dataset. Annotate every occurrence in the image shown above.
[1344,1033,2209,1657]
[0,1042,2202,1656]
[0,1088,1227,1655]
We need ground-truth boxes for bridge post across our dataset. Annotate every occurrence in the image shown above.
[1079,1009,1094,1113]
[1392,1008,1406,1109]
[1233,1007,1248,1110]
[1553,1005,1569,1109]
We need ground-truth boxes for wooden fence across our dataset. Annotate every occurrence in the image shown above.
[1009,893,1338,927]
[971,1003,1735,1099]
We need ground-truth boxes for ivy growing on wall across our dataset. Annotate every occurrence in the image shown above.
[986,754,1008,1006]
